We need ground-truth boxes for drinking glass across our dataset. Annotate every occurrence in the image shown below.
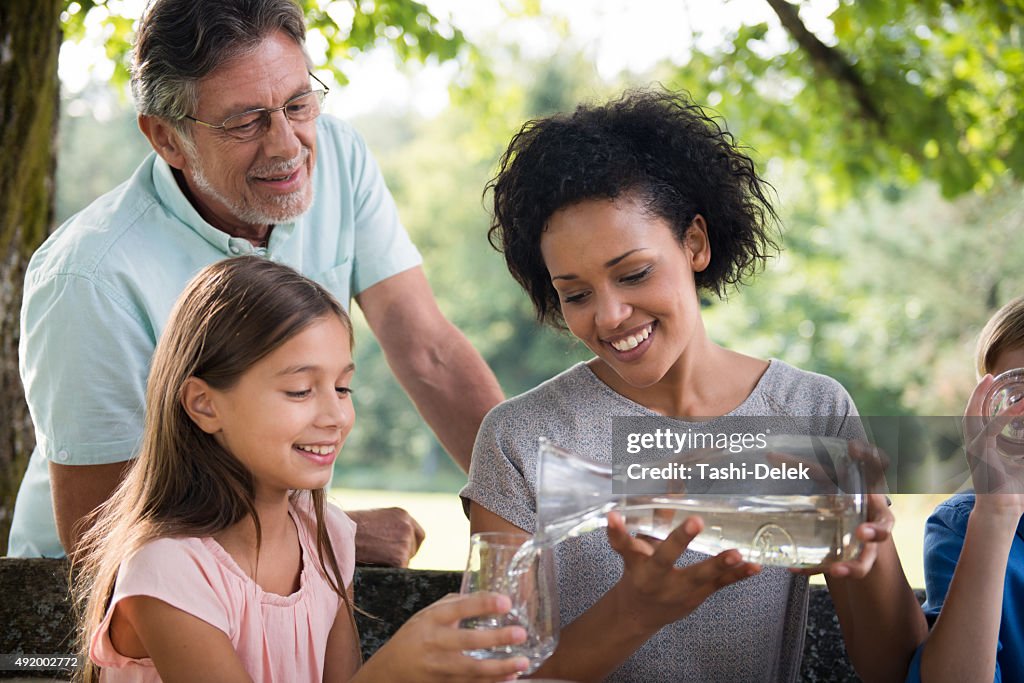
[984,367,1024,456]
[459,531,559,676]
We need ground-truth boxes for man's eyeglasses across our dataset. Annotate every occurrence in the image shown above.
[185,72,330,142]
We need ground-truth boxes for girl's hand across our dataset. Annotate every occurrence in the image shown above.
[357,592,529,683]
[606,511,760,632]
[964,374,1024,518]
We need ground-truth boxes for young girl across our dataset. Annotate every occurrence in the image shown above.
[75,256,529,682]
[462,89,926,682]
[906,296,1024,682]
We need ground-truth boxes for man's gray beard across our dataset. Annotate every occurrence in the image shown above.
[187,148,313,227]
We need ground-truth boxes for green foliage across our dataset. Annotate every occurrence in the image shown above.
[59,0,466,87]
[668,0,1024,198]
[704,172,1024,417]
[60,1,134,88]
[298,0,466,83]
[55,93,151,224]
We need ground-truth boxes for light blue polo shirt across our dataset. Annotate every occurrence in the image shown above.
[8,115,421,557]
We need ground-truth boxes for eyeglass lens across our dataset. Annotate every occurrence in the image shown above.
[222,90,325,139]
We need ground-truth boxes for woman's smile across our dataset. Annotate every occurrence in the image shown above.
[541,195,709,392]
[603,321,657,358]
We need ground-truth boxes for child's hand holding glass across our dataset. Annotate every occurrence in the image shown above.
[964,372,1024,517]
[355,593,530,682]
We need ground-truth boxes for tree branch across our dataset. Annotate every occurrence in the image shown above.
[764,0,886,129]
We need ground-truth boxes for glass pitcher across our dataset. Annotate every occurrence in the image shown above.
[534,434,868,568]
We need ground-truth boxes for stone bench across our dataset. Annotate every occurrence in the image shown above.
[0,558,907,681]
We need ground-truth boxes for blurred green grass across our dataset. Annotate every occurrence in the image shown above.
[331,487,947,589]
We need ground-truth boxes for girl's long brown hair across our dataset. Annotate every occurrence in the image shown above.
[73,256,358,682]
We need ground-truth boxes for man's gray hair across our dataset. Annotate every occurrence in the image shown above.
[131,0,311,137]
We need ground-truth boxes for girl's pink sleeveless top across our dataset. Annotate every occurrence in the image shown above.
[91,498,356,682]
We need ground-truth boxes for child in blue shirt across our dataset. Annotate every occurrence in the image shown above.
[907,296,1024,682]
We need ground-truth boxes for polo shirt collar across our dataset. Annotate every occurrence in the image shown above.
[152,156,297,255]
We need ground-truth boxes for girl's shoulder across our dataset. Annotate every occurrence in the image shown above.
[124,535,214,573]
[92,536,238,673]
[119,534,243,593]
[289,492,356,542]
[322,500,357,550]
[289,493,357,587]
[106,535,240,635]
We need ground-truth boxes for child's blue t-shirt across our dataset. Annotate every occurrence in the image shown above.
[905,493,1024,683]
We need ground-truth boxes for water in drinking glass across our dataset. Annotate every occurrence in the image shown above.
[459,532,559,675]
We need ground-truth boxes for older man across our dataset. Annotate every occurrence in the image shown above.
[8,0,502,565]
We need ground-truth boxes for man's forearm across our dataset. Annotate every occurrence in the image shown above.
[358,267,504,472]
[50,459,133,557]
[383,328,502,472]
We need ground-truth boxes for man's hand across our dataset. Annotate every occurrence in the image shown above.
[347,508,426,567]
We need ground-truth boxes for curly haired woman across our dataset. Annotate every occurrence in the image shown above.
[461,88,925,682]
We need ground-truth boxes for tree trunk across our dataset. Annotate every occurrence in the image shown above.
[0,0,61,553]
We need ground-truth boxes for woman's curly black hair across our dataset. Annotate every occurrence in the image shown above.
[486,87,780,328]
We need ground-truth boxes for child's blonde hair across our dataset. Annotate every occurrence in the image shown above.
[73,256,357,682]
[976,295,1024,376]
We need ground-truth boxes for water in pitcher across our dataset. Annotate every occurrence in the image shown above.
[525,436,869,572]
[493,493,861,663]
[537,494,863,567]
